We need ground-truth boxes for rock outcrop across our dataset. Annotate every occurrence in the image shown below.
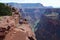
[0,7,36,40]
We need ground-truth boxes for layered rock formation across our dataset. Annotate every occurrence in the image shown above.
[35,14,60,40]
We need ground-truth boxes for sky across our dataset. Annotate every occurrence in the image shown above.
[0,0,60,8]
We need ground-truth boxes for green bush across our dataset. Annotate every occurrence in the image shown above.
[0,3,12,16]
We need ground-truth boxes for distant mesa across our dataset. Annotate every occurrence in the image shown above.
[6,3,44,8]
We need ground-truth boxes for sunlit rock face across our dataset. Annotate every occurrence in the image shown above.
[35,15,60,40]
[4,28,27,40]
[0,16,13,40]
[0,7,36,40]
[4,24,36,40]
[0,16,16,40]
[17,23,36,40]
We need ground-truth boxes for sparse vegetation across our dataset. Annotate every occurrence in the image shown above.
[0,3,12,16]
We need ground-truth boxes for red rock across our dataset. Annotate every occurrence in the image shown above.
[0,7,36,40]
[4,28,27,40]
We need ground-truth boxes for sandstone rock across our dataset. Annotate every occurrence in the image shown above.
[17,24,36,40]
[0,7,36,40]
[4,28,27,40]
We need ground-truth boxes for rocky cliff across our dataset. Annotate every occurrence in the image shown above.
[0,7,36,40]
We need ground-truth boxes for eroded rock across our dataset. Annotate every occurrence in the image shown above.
[0,7,36,40]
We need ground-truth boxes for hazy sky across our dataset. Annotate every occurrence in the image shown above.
[0,0,60,8]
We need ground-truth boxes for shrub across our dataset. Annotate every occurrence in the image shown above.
[0,3,12,16]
